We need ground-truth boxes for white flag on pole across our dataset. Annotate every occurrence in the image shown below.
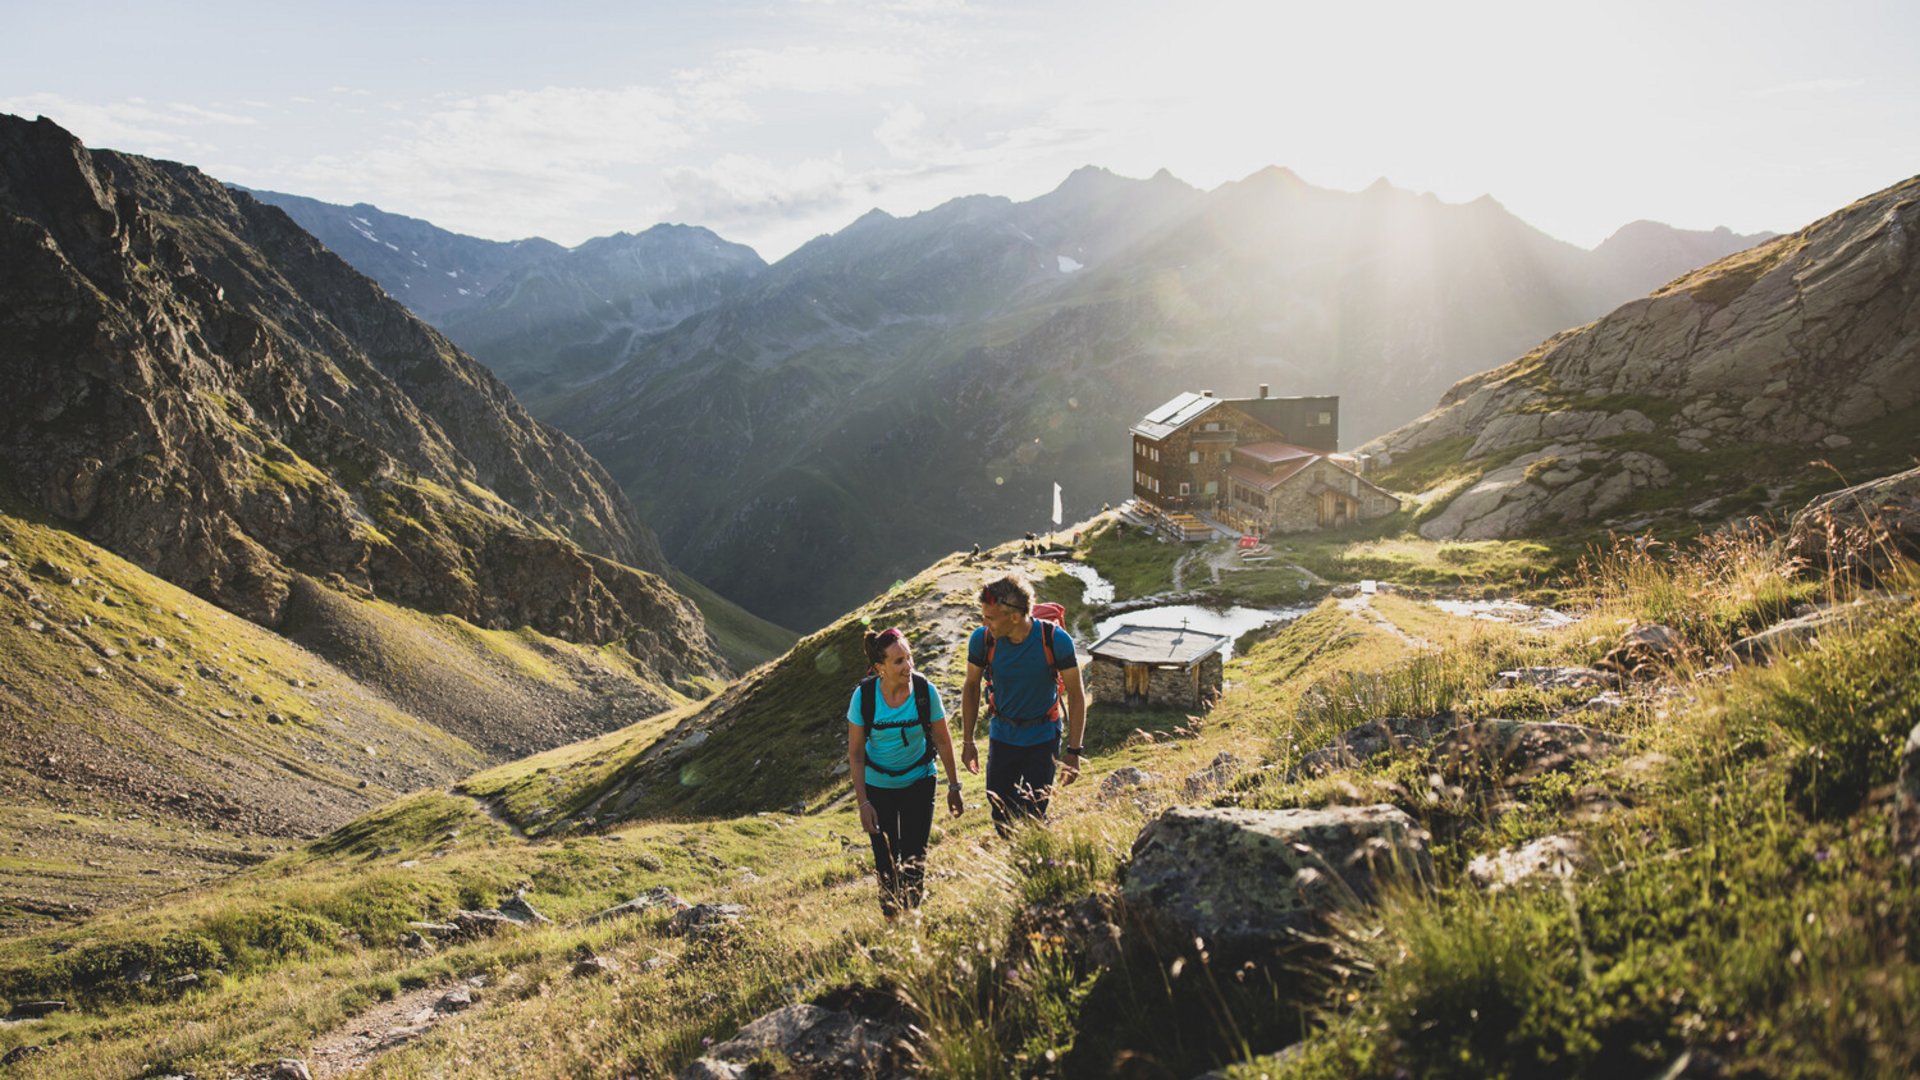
[1052,482,1063,526]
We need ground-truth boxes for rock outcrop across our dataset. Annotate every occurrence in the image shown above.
[1124,804,1432,958]
[0,114,722,683]
[1362,176,1920,540]
[1786,464,1920,581]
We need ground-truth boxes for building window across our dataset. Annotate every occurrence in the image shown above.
[1204,480,1217,495]
[1188,450,1200,464]
[1222,450,1231,463]
[1178,481,1191,496]
[1317,411,1333,426]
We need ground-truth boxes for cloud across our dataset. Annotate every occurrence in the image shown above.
[673,43,926,124]
[663,152,874,225]
[874,98,1100,170]
[0,92,254,155]
[1756,77,1866,97]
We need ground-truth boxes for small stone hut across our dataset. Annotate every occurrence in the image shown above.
[1086,624,1230,709]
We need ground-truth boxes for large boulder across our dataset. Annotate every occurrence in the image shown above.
[1429,719,1625,788]
[678,990,910,1080]
[1124,805,1432,958]
[1787,466,1920,582]
[1290,716,1447,779]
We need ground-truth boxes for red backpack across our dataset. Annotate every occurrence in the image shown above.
[981,602,1071,726]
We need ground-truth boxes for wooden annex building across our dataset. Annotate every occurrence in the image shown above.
[1085,624,1231,709]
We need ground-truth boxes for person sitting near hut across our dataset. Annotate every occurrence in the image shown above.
[848,627,964,917]
[961,574,1088,835]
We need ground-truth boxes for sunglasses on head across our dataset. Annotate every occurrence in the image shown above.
[979,585,1026,611]
[873,627,904,646]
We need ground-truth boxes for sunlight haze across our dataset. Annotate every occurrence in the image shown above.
[3,0,1914,259]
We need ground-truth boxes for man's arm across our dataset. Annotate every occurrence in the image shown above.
[1058,663,1088,784]
[960,662,983,774]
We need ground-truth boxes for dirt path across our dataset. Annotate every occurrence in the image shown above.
[452,789,530,841]
[1338,592,1429,648]
[308,977,492,1077]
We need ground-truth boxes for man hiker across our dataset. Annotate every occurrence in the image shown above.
[960,573,1088,834]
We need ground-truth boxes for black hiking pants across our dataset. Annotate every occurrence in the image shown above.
[986,733,1059,837]
[866,776,935,914]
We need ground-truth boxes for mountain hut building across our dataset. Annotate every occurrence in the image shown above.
[1129,386,1399,532]
[1086,624,1231,708]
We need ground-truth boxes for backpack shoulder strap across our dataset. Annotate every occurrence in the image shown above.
[912,672,932,729]
[859,675,878,726]
[1037,619,1057,670]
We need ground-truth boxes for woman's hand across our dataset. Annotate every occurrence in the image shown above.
[946,784,964,818]
[857,799,878,834]
[961,740,979,774]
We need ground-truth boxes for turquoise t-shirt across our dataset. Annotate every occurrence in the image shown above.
[968,620,1078,747]
[846,678,946,788]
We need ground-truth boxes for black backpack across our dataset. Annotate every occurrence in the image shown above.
[857,672,935,777]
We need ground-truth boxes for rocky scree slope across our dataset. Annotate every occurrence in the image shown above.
[0,115,722,688]
[1362,174,1920,540]
[539,166,1765,629]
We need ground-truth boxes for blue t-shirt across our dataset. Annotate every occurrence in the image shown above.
[968,620,1078,747]
[846,678,946,788]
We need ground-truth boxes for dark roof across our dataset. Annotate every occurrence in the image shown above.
[1131,392,1223,440]
[1089,624,1231,665]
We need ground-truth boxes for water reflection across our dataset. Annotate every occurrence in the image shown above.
[1054,562,1115,605]
[1430,599,1576,630]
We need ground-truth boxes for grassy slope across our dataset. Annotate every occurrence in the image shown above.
[665,568,798,672]
[0,507,712,938]
[1,529,1915,1079]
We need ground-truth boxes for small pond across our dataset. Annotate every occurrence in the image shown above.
[1093,603,1314,661]
[1431,598,1578,631]
[1053,561,1114,605]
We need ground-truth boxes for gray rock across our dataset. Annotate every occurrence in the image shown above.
[1598,623,1682,677]
[1125,805,1432,957]
[7,999,66,1018]
[1787,465,1920,581]
[268,1061,313,1080]
[582,885,691,925]
[1098,766,1156,796]
[436,986,474,1011]
[451,910,523,938]
[1429,720,1625,786]
[571,955,621,978]
[1467,834,1586,890]
[677,1000,901,1080]
[1497,666,1612,690]
[668,903,745,936]
[1732,598,1896,662]
[499,888,551,925]
[1183,751,1242,796]
[1290,716,1445,779]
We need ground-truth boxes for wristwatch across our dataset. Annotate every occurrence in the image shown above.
[1064,745,1084,755]
[947,780,963,791]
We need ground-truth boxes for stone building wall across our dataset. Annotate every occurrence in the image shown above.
[1086,653,1225,708]
[1253,459,1400,533]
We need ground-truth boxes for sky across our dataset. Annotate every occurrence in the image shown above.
[4,0,1916,261]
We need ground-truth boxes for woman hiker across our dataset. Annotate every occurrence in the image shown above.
[847,626,964,916]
